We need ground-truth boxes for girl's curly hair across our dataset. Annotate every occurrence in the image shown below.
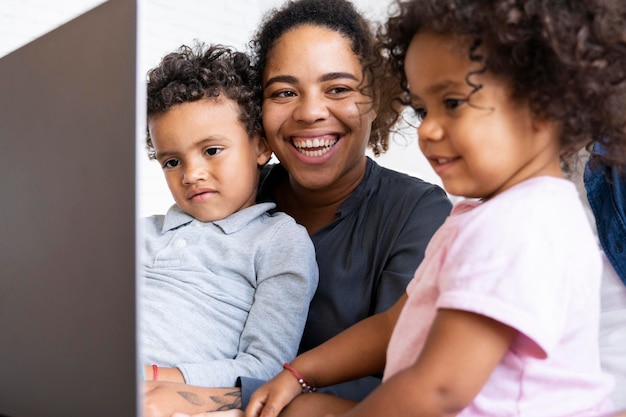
[380,0,626,170]
[145,43,262,160]
[249,0,403,157]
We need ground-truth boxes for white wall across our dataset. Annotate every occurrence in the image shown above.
[1,0,441,218]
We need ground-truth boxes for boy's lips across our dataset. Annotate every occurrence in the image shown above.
[186,188,216,201]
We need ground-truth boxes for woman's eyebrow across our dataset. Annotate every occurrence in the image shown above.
[264,75,297,89]
[264,72,359,89]
[319,72,359,83]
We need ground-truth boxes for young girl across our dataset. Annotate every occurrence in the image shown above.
[244,0,626,416]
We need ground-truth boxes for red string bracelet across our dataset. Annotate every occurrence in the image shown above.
[152,364,159,381]
[283,363,316,393]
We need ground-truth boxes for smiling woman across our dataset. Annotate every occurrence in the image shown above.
[259,24,380,233]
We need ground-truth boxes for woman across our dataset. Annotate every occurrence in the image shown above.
[143,0,451,415]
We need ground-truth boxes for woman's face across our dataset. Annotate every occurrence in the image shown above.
[262,24,376,191]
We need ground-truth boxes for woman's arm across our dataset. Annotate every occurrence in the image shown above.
[143,382,241,417]
[245,294,407,417]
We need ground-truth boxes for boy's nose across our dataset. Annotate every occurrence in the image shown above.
[182,162,208,184]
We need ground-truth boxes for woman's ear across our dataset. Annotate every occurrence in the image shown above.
[255,135,272,166]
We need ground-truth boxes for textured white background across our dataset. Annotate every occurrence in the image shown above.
[1,0,441,217]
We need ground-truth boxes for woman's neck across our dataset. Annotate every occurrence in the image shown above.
[276,162,367,236]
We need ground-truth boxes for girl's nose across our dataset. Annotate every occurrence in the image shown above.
[417,114,444,143]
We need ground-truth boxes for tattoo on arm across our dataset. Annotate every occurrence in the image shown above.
[177,391,204,406]
[212,390,243,411]
[176,389,242,411]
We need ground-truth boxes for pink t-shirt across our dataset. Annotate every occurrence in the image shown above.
[384,177,615,416]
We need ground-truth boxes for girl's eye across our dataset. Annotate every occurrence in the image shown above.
[412,106,427,123]
[404,106,426,128]
[162,159,179,169]
[205,147,223,156]
[444,98,465,110]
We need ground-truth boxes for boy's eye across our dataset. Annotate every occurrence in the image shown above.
[205,147,223,156]
[162,159,179,169]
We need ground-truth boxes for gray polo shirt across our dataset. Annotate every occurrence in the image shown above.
[140,202,318,387]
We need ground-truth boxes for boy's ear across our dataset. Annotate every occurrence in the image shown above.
[256,135,272,166]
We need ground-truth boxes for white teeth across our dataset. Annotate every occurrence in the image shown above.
[292,136,338,157]
[293,137,337,149]
[436,158,454,164]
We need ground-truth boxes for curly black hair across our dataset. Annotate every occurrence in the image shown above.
[380,0,626,170]
[249,0,402,157]
[145,43,262,160]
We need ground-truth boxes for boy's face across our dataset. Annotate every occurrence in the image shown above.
[148,97,271,222]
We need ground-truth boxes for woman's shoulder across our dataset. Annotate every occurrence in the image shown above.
[366,159,451,207]
[370,159,446,195]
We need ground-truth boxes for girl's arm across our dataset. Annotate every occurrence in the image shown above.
[338,309,517,417]
[245,294,408,417]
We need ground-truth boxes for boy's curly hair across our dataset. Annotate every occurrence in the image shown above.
[250,0,403,157]
[146,43,262,160]
[380,0,626,170]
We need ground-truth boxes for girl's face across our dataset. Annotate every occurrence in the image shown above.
[262,24,376,192]
[404,31,562,200]
[148,98,271,222]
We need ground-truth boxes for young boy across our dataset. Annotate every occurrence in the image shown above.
[140,43,318,388]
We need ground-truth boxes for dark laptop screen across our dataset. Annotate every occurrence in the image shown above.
[0,1,138,416]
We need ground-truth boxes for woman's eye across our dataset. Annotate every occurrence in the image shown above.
[162,159,179,169]
[328,86,351,95]
[205,147,223,156]
[272,90,296,99]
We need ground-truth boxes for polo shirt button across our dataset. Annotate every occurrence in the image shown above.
[175,239,187,248]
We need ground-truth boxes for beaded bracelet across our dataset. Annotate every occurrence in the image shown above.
[283,362,317,393]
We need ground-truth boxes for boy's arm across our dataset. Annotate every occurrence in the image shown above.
[337,309,516,417]
[168,219,318,387]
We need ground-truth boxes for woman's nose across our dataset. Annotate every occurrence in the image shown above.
[292,92,330,123]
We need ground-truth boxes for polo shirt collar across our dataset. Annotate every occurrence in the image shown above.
[161,202,276,235]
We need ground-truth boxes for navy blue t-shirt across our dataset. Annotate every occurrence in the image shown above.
[241,158,452,403]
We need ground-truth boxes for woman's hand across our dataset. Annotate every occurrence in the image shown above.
[245,370,303,417]
[172,411,244,417]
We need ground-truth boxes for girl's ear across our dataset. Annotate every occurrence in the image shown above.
[255,135,272,166]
